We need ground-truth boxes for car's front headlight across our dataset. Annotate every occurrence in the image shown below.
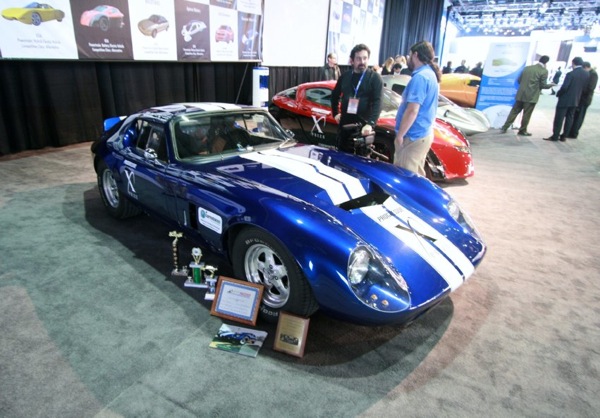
[347,245,410,312]
[448,198,481,238]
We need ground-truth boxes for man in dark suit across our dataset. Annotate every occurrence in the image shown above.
[567,62,598,139]
[544,57,590,141]
[500,55,554,136]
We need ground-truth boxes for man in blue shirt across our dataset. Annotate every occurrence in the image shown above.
[394,41,441,176]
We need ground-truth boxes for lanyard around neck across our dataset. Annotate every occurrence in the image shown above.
[354,71,366,98]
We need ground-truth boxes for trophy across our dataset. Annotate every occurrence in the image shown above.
[203,265,219,300]
[185,247,207,288]
[184,247,208,289]
[169,231,188,277]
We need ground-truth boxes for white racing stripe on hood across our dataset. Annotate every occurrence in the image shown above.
[360,197,474,291]
[241,149,367,205]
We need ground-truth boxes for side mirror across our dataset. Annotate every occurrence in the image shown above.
[144,148,158,160]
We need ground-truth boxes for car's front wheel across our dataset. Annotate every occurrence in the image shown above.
[31,12,41,26]
[97,161,141,219]
[232,227,318,322]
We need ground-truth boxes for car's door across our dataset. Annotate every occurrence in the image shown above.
[119,119,173,219]
[295,86,338,147]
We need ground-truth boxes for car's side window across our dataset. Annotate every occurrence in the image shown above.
[146,127,167,161]
[305,88,332,107]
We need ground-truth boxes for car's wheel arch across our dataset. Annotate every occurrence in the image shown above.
[224,200,359,293]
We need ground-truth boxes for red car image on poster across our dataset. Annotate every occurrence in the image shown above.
[80,5,125,31]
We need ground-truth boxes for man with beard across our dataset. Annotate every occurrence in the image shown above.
[394,40,441,176]
[331,43,383,153]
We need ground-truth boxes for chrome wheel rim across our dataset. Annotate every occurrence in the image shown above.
[244,243,290,308]
[101,170,119,208]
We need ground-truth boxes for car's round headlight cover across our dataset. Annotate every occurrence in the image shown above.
[347,245,410,312]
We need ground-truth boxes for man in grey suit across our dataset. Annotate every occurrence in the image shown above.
[501,55,554,136]
[544,57,590,142]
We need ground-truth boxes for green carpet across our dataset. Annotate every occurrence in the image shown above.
[1,93,600,417]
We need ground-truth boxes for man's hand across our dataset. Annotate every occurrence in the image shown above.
[361,124,373,135]
[334,114,341,123]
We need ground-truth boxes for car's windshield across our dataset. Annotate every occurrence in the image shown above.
[172,111,291,160]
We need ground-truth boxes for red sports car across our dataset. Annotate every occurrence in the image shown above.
[269,80,474,181]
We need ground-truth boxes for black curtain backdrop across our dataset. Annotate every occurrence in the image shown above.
[0,0,444,156]
[380,0,445,63]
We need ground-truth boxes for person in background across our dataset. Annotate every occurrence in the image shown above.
[322,52,341,81]
[442,61,453,74]
[567,61,598,139]
[500,55,554,136]
[381,57,394,75]
[392,63,402,75]
[331,43,383,153]
[550,66,562,95]
[395,54,406,67]
[544,56,590,142]
[470,61,483,77]
[454,59,468,73]
[394,40,441,176]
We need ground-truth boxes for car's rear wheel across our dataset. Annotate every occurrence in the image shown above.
[232,227,318,322]
[97,161,141,219]
[31,12,41,26]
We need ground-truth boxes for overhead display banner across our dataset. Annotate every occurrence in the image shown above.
[325,0,385,64]
[0,0,263,62]
[475,41,531,128]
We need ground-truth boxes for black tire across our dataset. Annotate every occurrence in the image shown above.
[152,29,157,38]
[99,16,109,31]
[232,227,318,322]
[373,135,394,162]
[96,160,141,219]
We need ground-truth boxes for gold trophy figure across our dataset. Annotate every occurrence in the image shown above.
[169,231,188,277]
[203,265,219,300]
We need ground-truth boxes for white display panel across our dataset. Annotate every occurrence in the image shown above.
[261,0,329,67]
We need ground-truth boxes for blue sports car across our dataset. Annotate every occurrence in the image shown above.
[91,103,486,326]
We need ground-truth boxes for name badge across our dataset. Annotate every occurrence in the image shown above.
[348,98,359,114]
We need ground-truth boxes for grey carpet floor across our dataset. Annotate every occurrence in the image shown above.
[1,93,599,418]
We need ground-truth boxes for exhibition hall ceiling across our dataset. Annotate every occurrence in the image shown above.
[448,0,600,35]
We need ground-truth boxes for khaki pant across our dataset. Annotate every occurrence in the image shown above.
[394,133,433,177]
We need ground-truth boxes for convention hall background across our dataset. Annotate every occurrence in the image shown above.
[0,0,443,156]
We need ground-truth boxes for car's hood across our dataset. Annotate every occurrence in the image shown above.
[438,104,490,135]
[203,145,483,297]
[2,8,28,17]
[139,20,157,30]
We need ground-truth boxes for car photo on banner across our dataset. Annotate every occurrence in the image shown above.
[1,2,65,26]
[91,103,486,326]
[269,80,475,182]
[137,14,168,38]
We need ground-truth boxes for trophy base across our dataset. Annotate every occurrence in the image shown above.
[184,278,208,289]
[171,268,189,278]
[204,292,215,300]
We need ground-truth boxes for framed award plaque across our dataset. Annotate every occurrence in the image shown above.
[273,311,310,358]
[210,277,263,326]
